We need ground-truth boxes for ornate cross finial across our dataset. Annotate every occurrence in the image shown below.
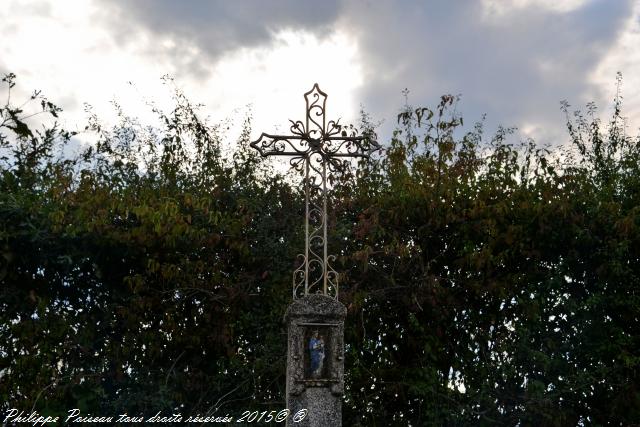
[251,84,379,299]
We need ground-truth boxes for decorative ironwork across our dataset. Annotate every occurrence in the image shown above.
[251,84,379,299]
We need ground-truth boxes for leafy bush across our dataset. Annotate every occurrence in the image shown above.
[1,73,638,425]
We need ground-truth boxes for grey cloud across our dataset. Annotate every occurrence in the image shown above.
[343,0,635,143]
[97,0,341,79]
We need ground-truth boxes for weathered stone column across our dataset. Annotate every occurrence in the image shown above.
[285,295,346,427]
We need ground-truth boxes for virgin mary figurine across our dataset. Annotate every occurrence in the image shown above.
[309,330,325,378]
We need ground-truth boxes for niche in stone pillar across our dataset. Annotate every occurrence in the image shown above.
[305,326,331,379]
[296,322,340,386]
[286,296,346,398]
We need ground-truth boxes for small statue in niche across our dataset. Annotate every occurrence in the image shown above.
[308,330,325,378]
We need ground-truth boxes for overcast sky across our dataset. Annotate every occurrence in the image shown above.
[2,0,639,150]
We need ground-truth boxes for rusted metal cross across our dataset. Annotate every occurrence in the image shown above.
[251,84,379,299]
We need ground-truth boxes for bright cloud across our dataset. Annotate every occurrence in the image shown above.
[0,0,363,150]
[206,29,363,137]
[0,0,179,131]
[591,0,640,134]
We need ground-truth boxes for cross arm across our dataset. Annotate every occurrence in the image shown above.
[321,135,380,158]
[250,132,309,157]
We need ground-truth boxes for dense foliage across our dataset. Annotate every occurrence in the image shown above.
[1,73,639,425]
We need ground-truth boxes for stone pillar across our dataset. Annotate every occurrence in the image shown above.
[285,295,346,427]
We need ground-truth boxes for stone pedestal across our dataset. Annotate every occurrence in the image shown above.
[285,295,346,427]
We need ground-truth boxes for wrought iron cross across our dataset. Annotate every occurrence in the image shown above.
[251,84,379,299]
